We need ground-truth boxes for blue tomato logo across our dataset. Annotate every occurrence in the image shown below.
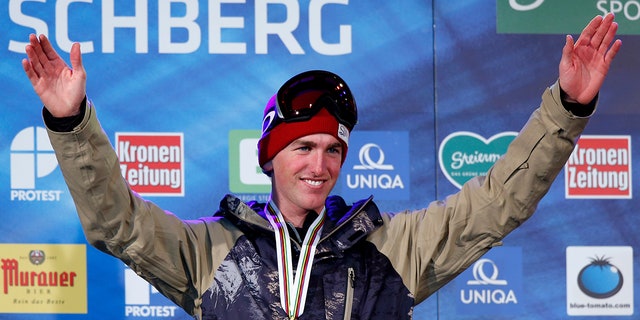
[577,256,623,299]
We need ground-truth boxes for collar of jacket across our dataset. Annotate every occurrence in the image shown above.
[214,194,384,251]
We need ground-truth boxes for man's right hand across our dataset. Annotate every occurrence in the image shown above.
[22,34,86,118]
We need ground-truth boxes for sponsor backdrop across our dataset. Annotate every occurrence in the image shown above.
[1,0,638,319]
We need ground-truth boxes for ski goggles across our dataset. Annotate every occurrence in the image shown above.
[276,70,358,130]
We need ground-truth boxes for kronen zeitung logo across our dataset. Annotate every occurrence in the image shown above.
[439,132,517,189]
[116,133,185,196]
[565,135,632,199]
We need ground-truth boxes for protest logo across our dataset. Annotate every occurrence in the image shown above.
[124,268,184,318]
[439,131,517,189]
[565,135,631,199]
[116,133,184,196]
[9,126,63,202]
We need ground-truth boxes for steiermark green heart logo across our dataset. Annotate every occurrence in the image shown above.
[438,131,517,189]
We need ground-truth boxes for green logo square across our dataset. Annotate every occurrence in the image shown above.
[228,130,271,194]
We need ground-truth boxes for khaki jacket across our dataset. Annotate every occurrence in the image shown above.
[45,82,590,319]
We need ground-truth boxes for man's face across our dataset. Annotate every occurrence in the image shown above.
[267,133,343,218]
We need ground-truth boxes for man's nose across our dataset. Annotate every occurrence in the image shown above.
[310,151,327,176]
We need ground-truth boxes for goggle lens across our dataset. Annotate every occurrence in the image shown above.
[276,70,357,130]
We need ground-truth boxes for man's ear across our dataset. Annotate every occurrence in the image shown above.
[262,161,274,177]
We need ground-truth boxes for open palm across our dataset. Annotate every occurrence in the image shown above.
[22,34,86,118]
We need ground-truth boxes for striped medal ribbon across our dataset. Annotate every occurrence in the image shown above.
[265,201,325,319]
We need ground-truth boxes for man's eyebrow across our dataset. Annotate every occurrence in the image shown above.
[328,142,343,149]
[292,139,318,147]
[291,139,342,149]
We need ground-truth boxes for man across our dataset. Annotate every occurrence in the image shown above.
[22,13,621,320]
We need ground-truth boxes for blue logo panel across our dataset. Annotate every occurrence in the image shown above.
[339,131,410,201]
[453,247,524,316]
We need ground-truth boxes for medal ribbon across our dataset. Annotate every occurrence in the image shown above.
[265,200,325,319]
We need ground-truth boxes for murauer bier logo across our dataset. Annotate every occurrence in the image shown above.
[0,244,87,314]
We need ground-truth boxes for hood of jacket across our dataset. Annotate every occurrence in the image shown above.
[213,194,384,252]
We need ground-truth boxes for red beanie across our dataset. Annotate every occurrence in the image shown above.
[257,94,350,169]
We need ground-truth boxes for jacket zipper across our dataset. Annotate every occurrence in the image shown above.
[344,267,355,320]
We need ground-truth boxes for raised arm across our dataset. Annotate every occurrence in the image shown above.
[559,13,622,105]
[22,34,86,117]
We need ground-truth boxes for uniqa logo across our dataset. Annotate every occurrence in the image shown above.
[509,0,545,11]
[346,143,404,189]
[460,258,518,305]
[467,259,507,285]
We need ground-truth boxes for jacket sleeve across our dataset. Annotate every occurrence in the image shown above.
[368,81,591,303]
[44,100,231,315]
